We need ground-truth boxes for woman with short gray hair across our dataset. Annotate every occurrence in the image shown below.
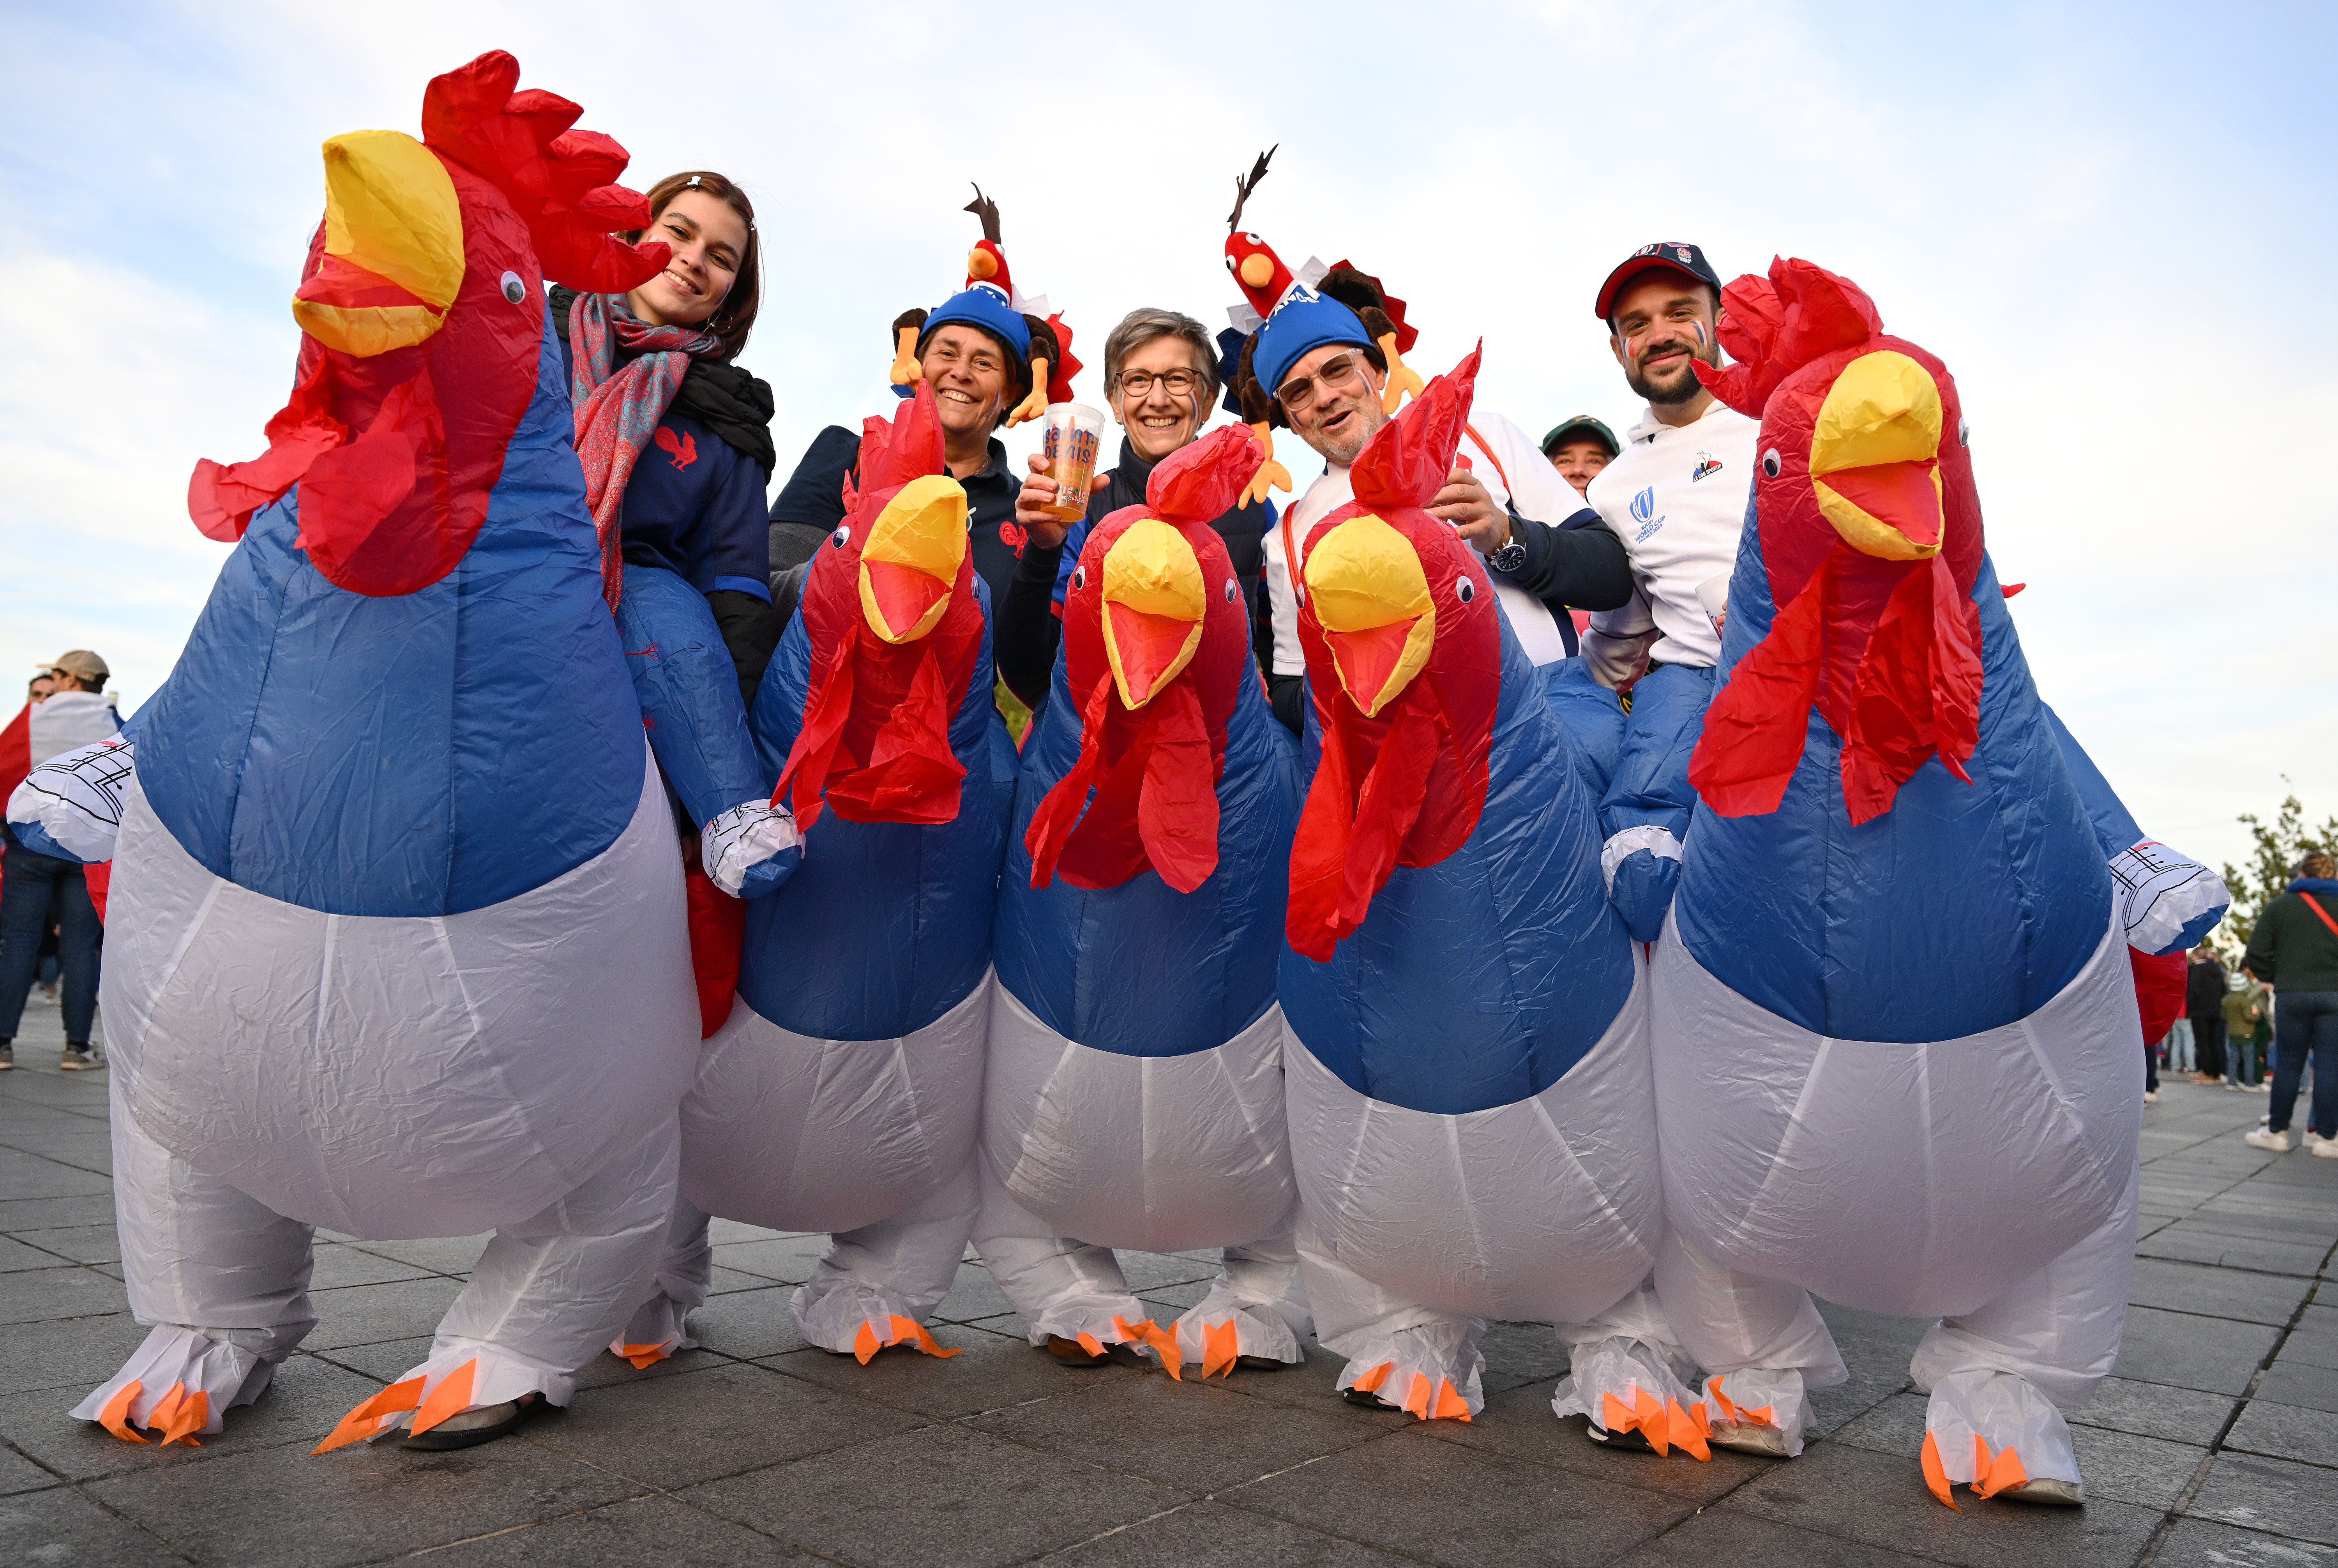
[994,307,1274,707]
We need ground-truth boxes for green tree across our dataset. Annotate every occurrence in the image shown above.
[2218,782,2337,957]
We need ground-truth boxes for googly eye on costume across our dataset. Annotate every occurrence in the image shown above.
[1224,578,1238,604]
[1455,576,1475,604]
[832,526,850,549]
[499,271,525,304]
[1072,565,1086,592]
[1762,448,1782,478]
[1958,417,1971,448]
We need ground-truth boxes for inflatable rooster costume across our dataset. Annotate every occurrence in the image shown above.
[1650,259,2191,1504]
[1278,350,1685,1429]
[41,53,745,1452]
[613,384,1016,1365]
[977,424,1308,1374]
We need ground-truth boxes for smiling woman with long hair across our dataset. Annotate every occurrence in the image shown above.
[550,170,781,706]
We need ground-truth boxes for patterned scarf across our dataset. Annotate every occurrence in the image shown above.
[569,291,721,609]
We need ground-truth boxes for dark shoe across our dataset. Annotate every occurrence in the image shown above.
[399,1392,550,1451]
[1046,1335,1145,1368]
[60,1044,100,1071]
[1236,1354,1294,1371]
[1586,1421,1658,1452]
[1343,1386,1402,1411]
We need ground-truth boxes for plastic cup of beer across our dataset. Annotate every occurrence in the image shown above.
[1039,403,1107,522]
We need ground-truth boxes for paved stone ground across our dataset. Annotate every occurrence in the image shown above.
[0,995,2331,1567]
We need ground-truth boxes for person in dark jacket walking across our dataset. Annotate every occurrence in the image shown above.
[2241,850,2338,1154]
[550,170,780,710]
[2186,945,2228,1082]
[998,307,1273,712]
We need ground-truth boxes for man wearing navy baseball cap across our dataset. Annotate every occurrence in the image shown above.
[1236,286,1633,730]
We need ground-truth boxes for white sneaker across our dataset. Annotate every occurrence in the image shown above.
[2144,1089,2160,1104]
[2312,1138,2338,1160]
[2244,1128,2291,1153]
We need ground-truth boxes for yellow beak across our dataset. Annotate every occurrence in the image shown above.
[1808,349,1946,560]
[857,473,969,643]
[1303,513,1436,717]
[1099,518,1206,708]
[291,129,464,358]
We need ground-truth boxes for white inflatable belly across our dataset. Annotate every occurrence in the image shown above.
[984,984,1294,1254]
[99,746,698,1239]
[1650,912,2139,1317]
[1284,954,1659,1324]
[680,971,990,1233]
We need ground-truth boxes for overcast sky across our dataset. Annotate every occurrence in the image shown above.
[4,0,2331,874]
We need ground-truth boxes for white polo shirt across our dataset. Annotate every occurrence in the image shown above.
[1583,399,1759,672]
[1262,409,1577,677]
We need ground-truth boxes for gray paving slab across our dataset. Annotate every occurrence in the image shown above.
[0,1233,76,1272]
[678,1284,814,1360]
[682,1421,1194,1568]
[2186,1451,2338,1546]
[2129,1256,2319,1325]
[7,1222,122,1265]
[966,1364,1381,1494]
[758,1325,1146,1420]
[1036,1499,1418,1565]
[1718,1438,2165,1566]
[1224,1423,1691,1567]
[1612,1510,1939,1567]
[0,1441,62,1497]
[2223,1395,2338,1467]
[415,1493,819,1564]
[2277,1328,2338,1370]
[2067,1376,2239,1447]
[7,1264,133,1324]
[2256,1357,2338,1413]
[531,1358,927,1488]
[2154,1516,2338,1565]
[297,1275,467,1351]
[2112,1305,2282,1396]
[712,1233,829,1283]
[0,1481,192,1565]
[338,1233,491,1275]
[0,1312,151,1400]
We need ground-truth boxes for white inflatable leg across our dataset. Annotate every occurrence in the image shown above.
[974,1163,1150,1351]
[71,1085,314,1439]
[391,1111,684,1421]
[1173,1234,1312,1372]
[1551,1279,1709,1454]
[1295,1210,1483,1420]
[791,1153,979,1360]
[609,1194,713,1367]
[1911,1160,2140,1502]
[1651,1227,1847,1456]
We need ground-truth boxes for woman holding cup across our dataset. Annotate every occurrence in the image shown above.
[995,308,1274,710]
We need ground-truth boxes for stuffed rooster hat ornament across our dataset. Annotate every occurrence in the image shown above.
[64,50,708,1454]
[611,380,1016,1367]
[1215,148,1426,506]
[1275,347,1667,1428]
[978,425,1310,1376]
[887,185,1081,428]
[1648,257,2167,1504]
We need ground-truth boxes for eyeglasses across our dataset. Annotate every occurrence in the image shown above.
[1275,354,1364,413]
[1114,368,1204,398]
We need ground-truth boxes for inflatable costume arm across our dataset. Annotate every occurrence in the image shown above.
[615,566,801,897]
[2042,704,2227,956]
[8,736,135,864]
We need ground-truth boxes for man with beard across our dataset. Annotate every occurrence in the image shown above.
[1580,244,1754,691]
[1246,290,1632,731]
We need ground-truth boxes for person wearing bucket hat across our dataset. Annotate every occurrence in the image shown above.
[1542,415,1619,496]
[768,189,1080,636]
[1220,151,1632,732]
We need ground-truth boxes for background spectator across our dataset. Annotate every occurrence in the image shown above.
[2187,945,2227,1081]
[1540,414,1619,496]
[2225,970,2267,1091]
[0,650,117,1070]
[2240,850,2338,1154]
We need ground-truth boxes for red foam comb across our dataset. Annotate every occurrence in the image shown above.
[420,51,667,293]
[1146,423,1263,525]
[1351,342,1480,510]
[1697,257,1881,416]
[856,383,947,502]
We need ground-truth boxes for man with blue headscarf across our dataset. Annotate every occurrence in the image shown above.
[1234,286,1633,731]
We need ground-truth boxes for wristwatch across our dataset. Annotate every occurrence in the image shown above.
[1488,533,1527,574]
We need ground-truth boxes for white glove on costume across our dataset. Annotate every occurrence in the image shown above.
[701,800,802,898]
[2108,840,2229,956]
[8,739,134,863]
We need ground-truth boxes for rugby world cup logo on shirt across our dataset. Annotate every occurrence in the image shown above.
[1631,486,1664,543]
